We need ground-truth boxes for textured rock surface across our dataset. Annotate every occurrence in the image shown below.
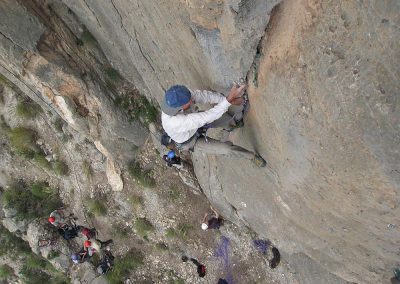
[0,0,148,191]
[194,0,400,283]
[62,0,280,97]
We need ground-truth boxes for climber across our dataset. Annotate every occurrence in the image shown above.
[80,227,97,240]
[84,239,113,256]
[161,84,266,167]
[201,206,224,231]
[182,255,206,278]
[48,209,66,228]
[58,224,80,240]
[71,248,90,264]
[96,248,115,275]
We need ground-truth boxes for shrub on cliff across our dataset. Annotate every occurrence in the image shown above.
[106,250,144,284]
[8,127,38,158]
[2,180,62,221]
[16,100,42,119]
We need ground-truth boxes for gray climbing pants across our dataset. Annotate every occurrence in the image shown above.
[193,137,254,160]
[178,103,254,160]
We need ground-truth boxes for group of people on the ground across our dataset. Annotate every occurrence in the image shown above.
[47,209,114,275]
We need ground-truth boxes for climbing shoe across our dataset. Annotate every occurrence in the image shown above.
[252,153,267,167]
[269,247,281,269]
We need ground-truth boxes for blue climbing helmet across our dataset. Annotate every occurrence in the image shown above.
[71,253,79,261]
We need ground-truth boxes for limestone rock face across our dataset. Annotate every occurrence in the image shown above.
[193,1,400,283]
[0,0,148,192]
[62,0,280,97]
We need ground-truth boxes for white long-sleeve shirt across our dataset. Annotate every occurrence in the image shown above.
[161,89,231,143]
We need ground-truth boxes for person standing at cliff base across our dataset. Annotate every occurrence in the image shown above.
[161,84,266,167]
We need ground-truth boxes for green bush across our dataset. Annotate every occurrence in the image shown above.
[112,223,131,239]
[165,228,177,239]
[130,194,144,210]
[0,264,13,280]
[128,161,155,188]
[53,118,64,133]
[47,250,60,260]
[106,250,144,284]
[104,67,122,82]
[2,181,62,221]
[20,264,51,284]
[0,115,9,132]
[0,224,32,257]
[79,29,98,46]
[168,187,181,201]
[155,242,168,251]
[30,182,53,199]
[53,160,69,176]
[8,127,37,158]
[165,224,193,240]
[16,101,42,119]
[33,152,51,169]
[82,160,93,178]
[114,94,158,124]
[88,199,107,216]
[134,218,154,238]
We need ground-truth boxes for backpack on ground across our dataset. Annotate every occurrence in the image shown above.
[58,226,79,240]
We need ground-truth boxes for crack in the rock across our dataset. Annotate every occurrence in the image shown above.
[83,0,102,28]
[0,30,25,50]
[110,0,155,72]
[110,0,129,35]
[245,2,281,87]
[0,61,53,109]
[133,29,155,72]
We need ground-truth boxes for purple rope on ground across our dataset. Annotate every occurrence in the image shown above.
[253,239,271,255]
[215,235,234,284]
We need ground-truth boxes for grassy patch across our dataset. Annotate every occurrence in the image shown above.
[0,224,32,257]
[165,224,193,240]
[16,100,42,119]
[128,161,155,188]
[134,218,154,238]
[104,67,123,82]
[168,187,182,201]
[79,28,98,46]
[0,264,13,280]
[165,228,177,239]
[130,194,144,210]
[0,87,4,105]
[53,160,69,176]
[82,160,93,179]
[20,255,68,284]
[2,180,62,221]
[0,115,9,132]
[88,199,107,216]
[106,250,144,284]
[8,127,38,158]
[0,225,67,283]
[112,223,131,239]
[53,118,64,133]
[115,94,158,124]
[155,242,168,251]
[30,182,54,199]
[33,152,51,169]
[47,250,60,260]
